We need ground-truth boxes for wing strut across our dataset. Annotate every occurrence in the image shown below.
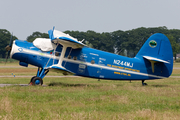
[57,45,67,67]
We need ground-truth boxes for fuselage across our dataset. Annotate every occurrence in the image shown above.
[10,40,167,80]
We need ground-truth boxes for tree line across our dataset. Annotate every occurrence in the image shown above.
[1,26,180,59]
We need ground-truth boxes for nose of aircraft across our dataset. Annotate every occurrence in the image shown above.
[9,40,25,59]
[9,40,30,63]
[10,40,16,58]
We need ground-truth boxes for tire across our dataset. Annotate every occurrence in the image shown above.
[32,77,43,85]
[30,76,37,83]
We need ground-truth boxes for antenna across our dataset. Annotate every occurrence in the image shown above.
[81,39,85,43]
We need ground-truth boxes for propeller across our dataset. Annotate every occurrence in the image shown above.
[5,32,13,64]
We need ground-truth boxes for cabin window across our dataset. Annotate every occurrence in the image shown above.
[73,56,77,60]
[55,52,60,56]
[91,60,95,64]
[68,55,71,59]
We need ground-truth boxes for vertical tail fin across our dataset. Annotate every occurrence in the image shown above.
[136,33,173,77]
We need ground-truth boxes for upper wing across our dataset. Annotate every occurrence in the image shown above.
[48,29,86,49]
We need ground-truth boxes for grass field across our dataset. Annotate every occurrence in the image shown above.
[0,62,180,119]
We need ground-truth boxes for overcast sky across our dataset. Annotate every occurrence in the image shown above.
[1,0,180,40]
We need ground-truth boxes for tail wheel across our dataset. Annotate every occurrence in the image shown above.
[32,77,43,85]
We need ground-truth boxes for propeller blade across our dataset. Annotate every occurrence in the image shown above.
[5,32,13,64]
[9,32,13,47]
[5,51,10,65]
[5,45,11,51]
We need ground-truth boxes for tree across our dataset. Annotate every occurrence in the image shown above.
[27,32,49,42]
[0,29,17,58]
[65,30,115,53]
[112,26,170,57]
[85,41,93,48]
[24,26,180,59]
[166,34,180,60]
[99,32,115,53]
[111,30,125,55]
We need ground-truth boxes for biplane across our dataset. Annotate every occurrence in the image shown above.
[5,28,173,85]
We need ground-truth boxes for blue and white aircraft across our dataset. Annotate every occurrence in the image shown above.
[6,28,173,85]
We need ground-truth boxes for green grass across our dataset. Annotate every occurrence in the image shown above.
[0,58,17,63]
[171,74,180,76]
[173,62,180,67]
[0,62,180,119]
[0,77,180,119]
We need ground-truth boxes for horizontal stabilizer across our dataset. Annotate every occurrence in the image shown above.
[143,56,170,73]
[143,56,170,64]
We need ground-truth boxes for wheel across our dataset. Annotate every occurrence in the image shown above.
[142,82,148,86]
[142,80,148,86]
[32,77,43,85]
[29,76,37,84]
[144,83,148,86]
[29,76,37,85]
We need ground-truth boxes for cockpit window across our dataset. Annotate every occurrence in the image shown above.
[55,52,60,56]
[91,60,95,64]
[73,56,77,60]
[68,55,71,59]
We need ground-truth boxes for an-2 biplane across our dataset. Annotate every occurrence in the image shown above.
[5,28,173,85]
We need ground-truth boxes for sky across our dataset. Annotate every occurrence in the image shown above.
[1,0,180,40]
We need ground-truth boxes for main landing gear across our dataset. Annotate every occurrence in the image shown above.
[142,80,148,86]
[29,67,49,85]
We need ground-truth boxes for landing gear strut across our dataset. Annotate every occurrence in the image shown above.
[142,80,147,86]
[29,67,49,85]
